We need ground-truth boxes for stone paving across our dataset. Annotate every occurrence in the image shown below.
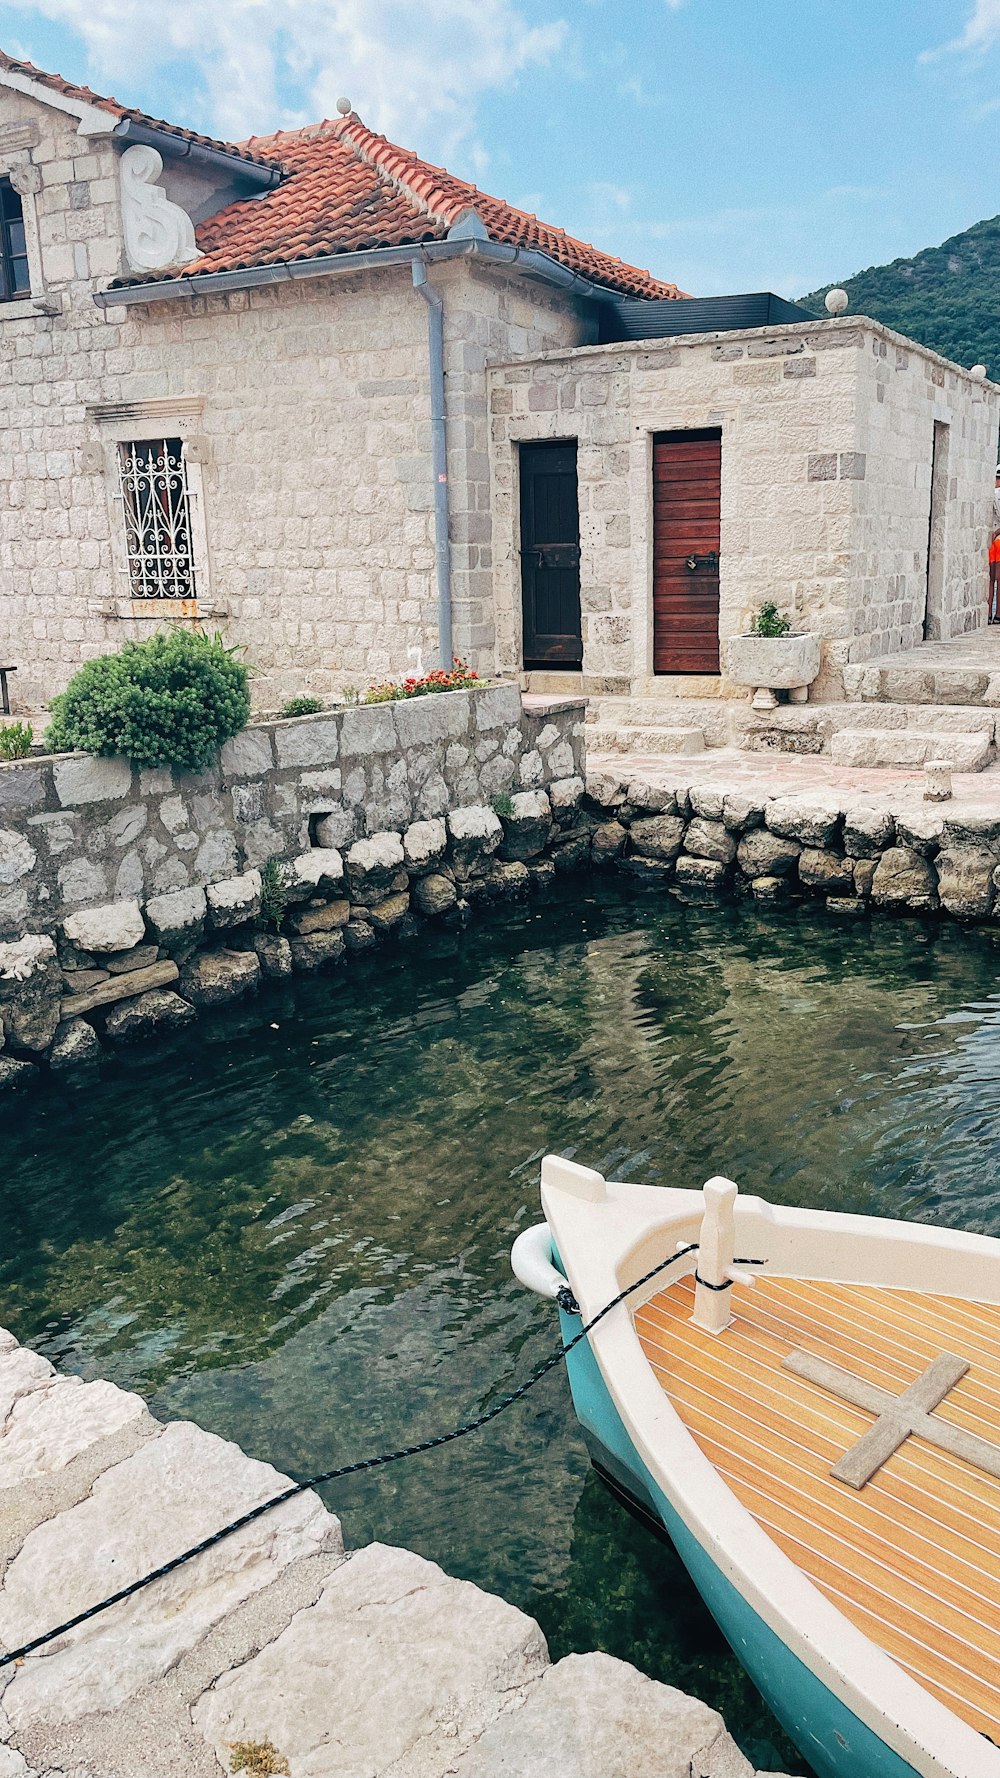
[0,1325,789,1778]
[590,744,1000,812]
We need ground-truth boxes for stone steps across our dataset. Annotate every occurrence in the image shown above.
[844,661,1000,707]
[588,724,705,757]
[829,729,995,771]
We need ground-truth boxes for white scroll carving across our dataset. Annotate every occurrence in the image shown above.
[119,145,196,275]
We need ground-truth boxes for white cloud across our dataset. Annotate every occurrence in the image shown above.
[588,180,631,211]
[923,0,1000,59]
[0,0,567,150]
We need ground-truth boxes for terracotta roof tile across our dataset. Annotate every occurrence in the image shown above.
[0,49,280,170]
[128,112,684,299]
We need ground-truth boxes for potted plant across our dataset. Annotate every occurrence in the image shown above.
[724,602,821,709]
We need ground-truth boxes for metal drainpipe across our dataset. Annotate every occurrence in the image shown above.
[411,258,453,670]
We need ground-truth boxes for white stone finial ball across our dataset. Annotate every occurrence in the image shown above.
[825,287,849,315]
[970,363,987,379]
[336,96,352,115]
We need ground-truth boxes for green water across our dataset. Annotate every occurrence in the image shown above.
[5,883,1000,1772]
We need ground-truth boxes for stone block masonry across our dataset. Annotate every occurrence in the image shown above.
[0,1322,785,1778]
[0,686,586,1086]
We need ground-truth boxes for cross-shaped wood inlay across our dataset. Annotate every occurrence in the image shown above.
[782,1348,1000,1489]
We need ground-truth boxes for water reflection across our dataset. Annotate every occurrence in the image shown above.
[4,885,1000,1771]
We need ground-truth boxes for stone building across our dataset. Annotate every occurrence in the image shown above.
[1,48,998,729]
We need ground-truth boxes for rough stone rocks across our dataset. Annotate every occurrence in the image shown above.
[103,990,196,1043]
[0,1371,146,1493]
[345,833,404,903]
[750,875,790,904]
[683,818,737,865]
[60,960,179,1019]
[894,807,943,857]
[0,1420,338,1728]
[500,790,552,861]
[852,857,878,900]
[206,869,262,930]
[736,829,801,878]
[403,817,447,874]
[311,807,356,850]
[492,860,531,899]
[249,933,293,979]
[179,949,261,1007]
[143,886,207,948]
[47,1018,102,1075]
[448,805,503,874]
[797,849,855,896]
[548,775,585,822]
[674,856,728,892]
[591,820,627,864]
[290,931,346,971]
[451,1651,752,1778]
[628,814,686,863]
[551,832,593,873]
[619,856,674,886]
[192,1542,547,1778]
[52,755,131,807]
[343,919,376,952]
[0,935,62,1054]
[827,896,866,916]
[935,847,997,919]
[0,1057,35,1091]
[843,804,895,857]
[289,900,350,936]
[367,892,410,935]
[625,779,678,816]
[722,792,765,834]
[870,847,939,912]
[106,943,159,974]
[688,785,727,822]
[764,796,841,849]
[585,769,626,809]
[288,848,345,899]
[62,900,145,955]
[413,873,458,916]
[0,934,56,983]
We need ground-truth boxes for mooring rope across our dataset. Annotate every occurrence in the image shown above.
[0,1238,713,1671]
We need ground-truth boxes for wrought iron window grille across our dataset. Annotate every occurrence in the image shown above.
[117,438,197,600]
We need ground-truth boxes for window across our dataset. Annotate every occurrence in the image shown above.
[117,438,197,599]
[0,179,29,301]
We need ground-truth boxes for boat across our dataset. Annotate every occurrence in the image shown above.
[511,1155,1000,1778]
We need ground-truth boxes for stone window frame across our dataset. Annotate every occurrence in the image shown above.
[0,159,48,321]
[86,405,213,617]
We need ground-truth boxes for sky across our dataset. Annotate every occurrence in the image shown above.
[1,0,1000,297]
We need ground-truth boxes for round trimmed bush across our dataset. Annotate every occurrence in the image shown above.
[45,630,251,771]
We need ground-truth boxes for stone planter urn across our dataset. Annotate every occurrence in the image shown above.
[724,633,822,709]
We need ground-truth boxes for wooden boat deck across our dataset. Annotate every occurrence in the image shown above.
[634,1274,1000,1745]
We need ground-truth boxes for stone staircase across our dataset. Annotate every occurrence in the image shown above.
[587,695,999,773]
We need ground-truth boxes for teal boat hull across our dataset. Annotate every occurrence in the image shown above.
[559,1303,925,1778]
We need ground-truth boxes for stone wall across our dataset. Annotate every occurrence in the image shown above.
[0,686,586,1083]
[0,84,592,713]
[583,758,1000,924]
[487,319,1000,697]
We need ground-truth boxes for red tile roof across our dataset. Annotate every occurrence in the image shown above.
[3,47,682,298]
[145,114,683,299]
[0,49,280,170]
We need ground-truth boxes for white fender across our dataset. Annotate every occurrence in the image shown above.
[511,1222,565,1300]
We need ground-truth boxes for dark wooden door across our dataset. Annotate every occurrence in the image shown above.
[653,429,721,673]
[520,441,583,669]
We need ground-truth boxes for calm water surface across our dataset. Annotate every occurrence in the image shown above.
[5,882,1000,1771]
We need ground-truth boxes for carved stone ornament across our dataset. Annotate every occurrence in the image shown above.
[7,164,41,196]
[119,144,197,275]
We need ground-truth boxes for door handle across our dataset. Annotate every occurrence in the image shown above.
[685,551,719,573]
[530,544,580,570]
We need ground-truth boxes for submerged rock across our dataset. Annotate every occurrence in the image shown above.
[628,814,685,863]
[736,829,801,879]
[48,1018,102,1074]
[290,931,345,971]
[180,950,261,1007]
[0,1056,36,1091]
[104,990,196,1043]
[413,872,458,917]
[249,933,294,979]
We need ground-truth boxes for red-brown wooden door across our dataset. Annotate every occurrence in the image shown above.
[653,429,721,673]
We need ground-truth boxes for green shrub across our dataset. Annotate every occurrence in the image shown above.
[45,630,251,771]
[491,792,514,819]
[259,857,288,933]
[0,721,33,761]
[747,600,791,639]
[280,695,323,718]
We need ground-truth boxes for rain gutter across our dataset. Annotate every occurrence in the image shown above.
[92,237,630,308]
[410,259,452,671]
[111,118,283,190]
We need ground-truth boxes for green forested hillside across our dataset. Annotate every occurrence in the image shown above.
[800,214,1000,373]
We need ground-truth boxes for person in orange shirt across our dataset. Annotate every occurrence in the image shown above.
[990,530,1000,623]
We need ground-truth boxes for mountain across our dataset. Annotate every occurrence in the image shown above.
[800,214,1000,374]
